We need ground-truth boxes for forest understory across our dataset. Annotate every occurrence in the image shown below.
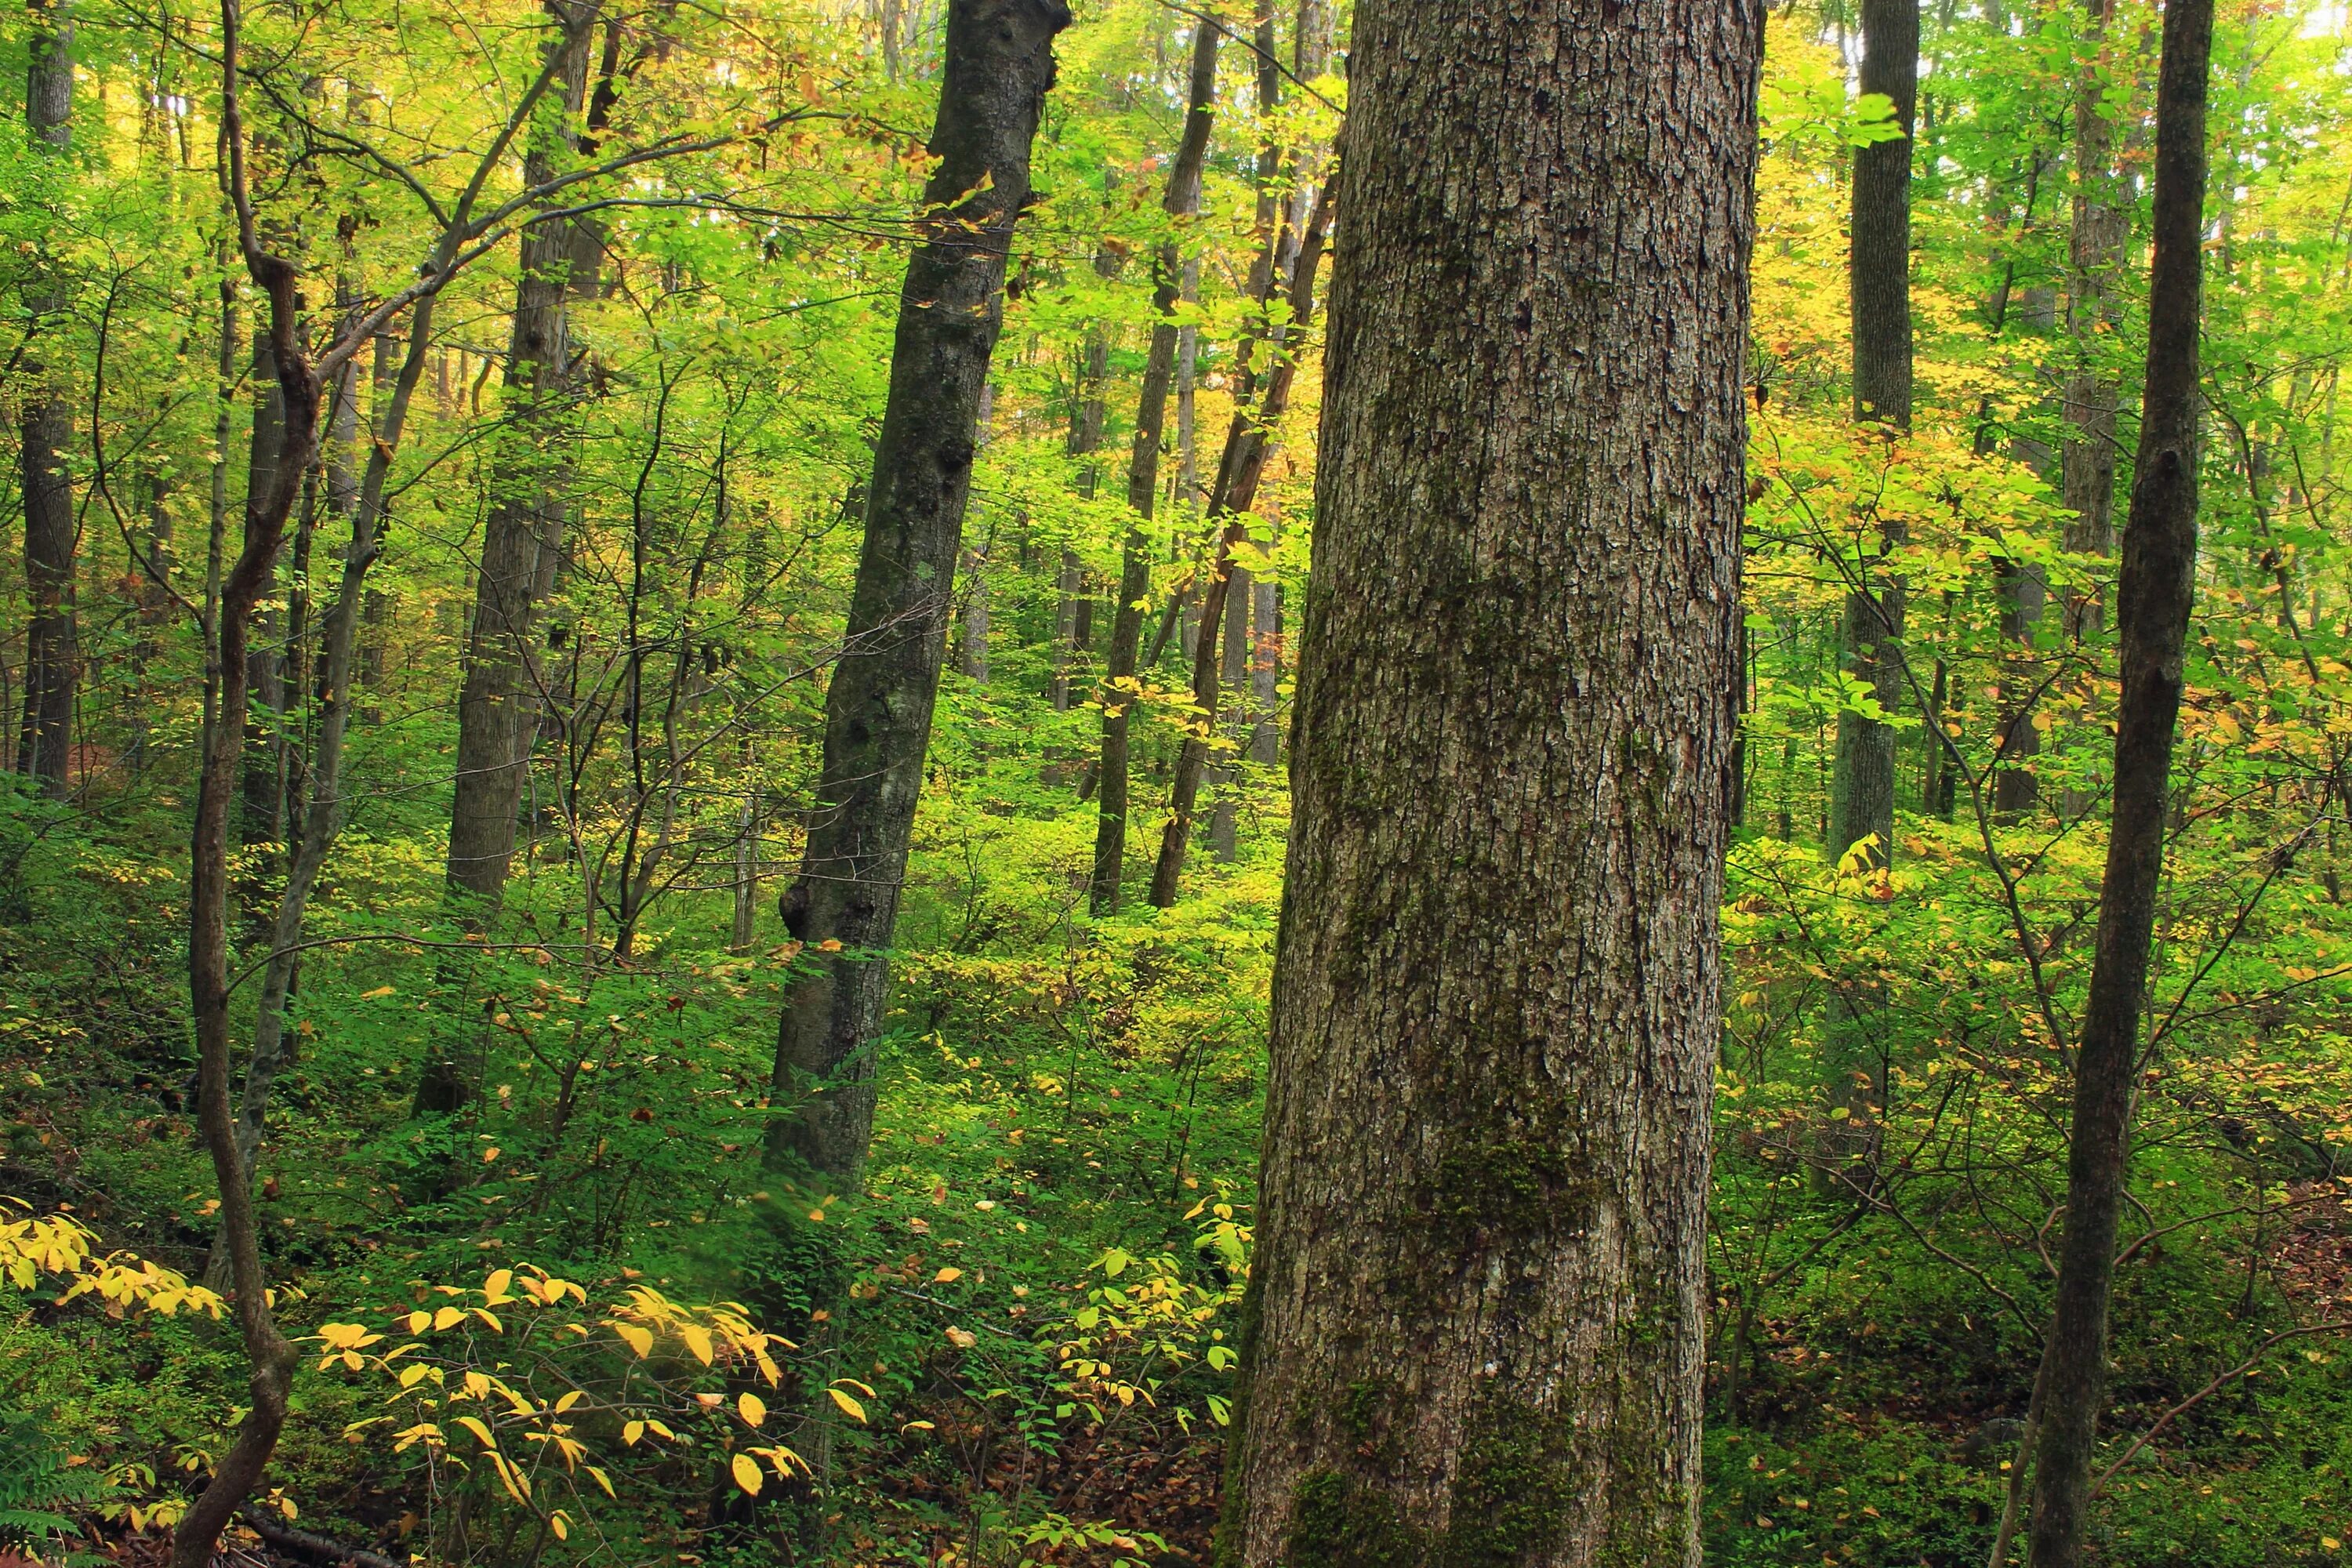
[5,0,2352,1565]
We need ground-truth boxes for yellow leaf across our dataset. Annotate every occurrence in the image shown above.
[681,1324,714,1366]
[586,1465,615,1497]
[550,1512,569,1541]
[453,1416,498,1452]
[481,1146,501,1164]
[739,1392,767,1427]
[432,1306,463,1330]
[360,985,396,1000]
[487,1449,530,1503]
[731,1452,763,1497]
[826,1388,867,1423]
[406,1311,430,1334]
[554,1390,583,1414]
[932,1267,963,1283]
[622,1421,644,1446]
[945,1327,977,1349]
[483,1269,514,1302]
[615,1323,654,1358]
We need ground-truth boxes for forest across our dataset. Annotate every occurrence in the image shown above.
[1,0,2348,1563]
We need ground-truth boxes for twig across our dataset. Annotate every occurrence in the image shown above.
[2091,1320,2352,1496]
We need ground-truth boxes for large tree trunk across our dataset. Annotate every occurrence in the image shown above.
[1828,0,1918,869]
[17,0,76,799]
[765,0,1070,1186]
[2021,1,2212,1562]
[445,5,596,910]
[1212,0,1757,1561]
[1091,16,1219,916]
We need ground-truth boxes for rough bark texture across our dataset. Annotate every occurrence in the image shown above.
[1828,0,1917,869]
[17,0,77,798]
[1212,0,1758,1562]
[2061,0,2125,641]
[1091,17,1218,916]
[766,0,1069,1185]
[445,6,596,908]
[2022,1,2211,1562]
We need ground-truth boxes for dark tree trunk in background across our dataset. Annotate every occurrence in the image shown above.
[956,381,996,682]
[239,336,289,851]
[2062,0,2125,642]
[1213,0,1757,1560]
[17,0,77,798]
[1828,0,1917,869]
[1247,568,1279,765]
[2023,2,2211,1562]
[765,0,1071,1186]
[445,4,596,910]
[1993,556,2045,816]
[1207,555,1249,861]
[1091,16,1219,916]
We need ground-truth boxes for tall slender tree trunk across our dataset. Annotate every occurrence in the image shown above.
[1828,0,1918,869]
[227,302,434,1185]
[1207,561,1249,860]
[445,3,596,911]
[17,0,77,799]
[1993,557,2045,816]
[239,336,290,853]
[2023,2,2211,1562]
[957,383,996,682]
[1145,189,1330,909]
[1213,0,1757,1559]
[1247,564,1279,766]
[1052,305,1112,714]
[174,7,316,1559]
[765,0,1071,1186]
[2056,0,2131,827]
[732,733,762,955]
[1091,16,1219,916]
[2061,0,2125,639]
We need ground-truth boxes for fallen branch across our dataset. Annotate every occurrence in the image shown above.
[236,1508,408,1568]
